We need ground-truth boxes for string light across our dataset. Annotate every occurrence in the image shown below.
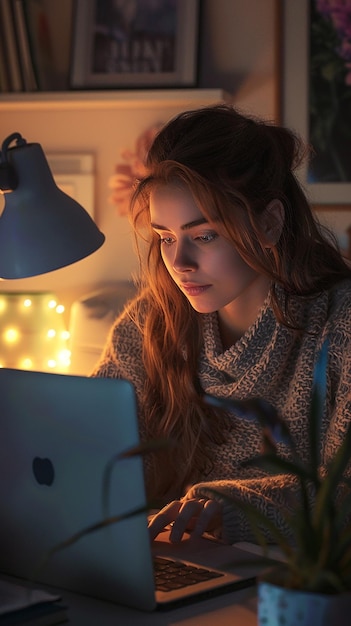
[4,327,20,343]
[20,358,33,370]
[0,293,70,373]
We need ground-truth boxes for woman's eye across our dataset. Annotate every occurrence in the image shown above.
[196,232,218,243]
[157,231,218,245]
[159,236,174,245]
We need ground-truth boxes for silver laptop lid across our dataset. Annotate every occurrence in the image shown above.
[0,368,157,611]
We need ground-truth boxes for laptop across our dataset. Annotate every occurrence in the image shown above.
[0,368,258,611]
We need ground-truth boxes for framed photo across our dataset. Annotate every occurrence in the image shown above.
[281,0,351,208]
[47,153,95,218]
[71,0,199,89]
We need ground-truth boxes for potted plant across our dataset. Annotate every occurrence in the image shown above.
[205,339,351,626]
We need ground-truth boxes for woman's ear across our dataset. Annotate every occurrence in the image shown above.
[261,199,285,246]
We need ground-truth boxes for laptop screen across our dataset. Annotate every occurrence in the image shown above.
[0,368,157,610]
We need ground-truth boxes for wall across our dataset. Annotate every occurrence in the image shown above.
[200,0,279,118]
[0,0,278,311]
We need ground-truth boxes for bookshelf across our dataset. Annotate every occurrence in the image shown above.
[0,0,72,94]
[0,0,205,99]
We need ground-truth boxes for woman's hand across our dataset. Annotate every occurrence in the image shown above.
[148,497,222,542]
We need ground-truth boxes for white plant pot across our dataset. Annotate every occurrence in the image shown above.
[258,581,351,626]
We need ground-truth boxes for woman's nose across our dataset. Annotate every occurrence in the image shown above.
[172,240,198,272]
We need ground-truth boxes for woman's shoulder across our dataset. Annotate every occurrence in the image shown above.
[91,291,149,379]
[109,288,151,338]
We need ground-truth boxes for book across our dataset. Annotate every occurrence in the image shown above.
[0,578,68,625]
[0,22,11,92]
[22,0,58,90]
[12,0,38,91]
[0,0,23,91]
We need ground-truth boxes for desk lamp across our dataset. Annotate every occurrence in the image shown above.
[0,132,105,279]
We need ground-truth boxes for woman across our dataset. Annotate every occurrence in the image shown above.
[92,104,351,544]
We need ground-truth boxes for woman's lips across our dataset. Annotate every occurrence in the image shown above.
[180,283,211,296]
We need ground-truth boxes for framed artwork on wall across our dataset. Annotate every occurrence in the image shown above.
[71,0,199,89]
[281,0,351,209]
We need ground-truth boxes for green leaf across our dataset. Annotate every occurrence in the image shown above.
[204,395,296,450]
[309,339,328,473]
[314,420,351,529]
[242,453,316,484]
[334,488,351,535]
[330,529,351,573]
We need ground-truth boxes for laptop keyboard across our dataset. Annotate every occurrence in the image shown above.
[153,556,224,592]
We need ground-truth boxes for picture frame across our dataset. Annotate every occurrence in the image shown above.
[47,153,95,218]
[281,0,351,209]
[71,0,199,89]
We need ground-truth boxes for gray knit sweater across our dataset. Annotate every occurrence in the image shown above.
[91,280,351,544]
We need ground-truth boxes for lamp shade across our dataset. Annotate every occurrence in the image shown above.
[0,134,105,279]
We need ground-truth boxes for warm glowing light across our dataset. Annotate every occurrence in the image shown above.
[0,293,70,373]
[4,328,20,343]
[57,349,71,366]
[20,358,33,369]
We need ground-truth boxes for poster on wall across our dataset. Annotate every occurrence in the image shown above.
[71,0,199,88]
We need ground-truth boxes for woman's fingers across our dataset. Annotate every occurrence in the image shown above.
[192,499,222,537]
[168,499,206,542]
[148,498,222,542]
[148,500,183,540]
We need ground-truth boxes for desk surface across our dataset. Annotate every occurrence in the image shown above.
[62,584,257,625]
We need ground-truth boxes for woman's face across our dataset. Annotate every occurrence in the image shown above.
[150,184,269,317]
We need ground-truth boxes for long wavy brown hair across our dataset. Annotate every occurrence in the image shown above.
[127,104,351,500]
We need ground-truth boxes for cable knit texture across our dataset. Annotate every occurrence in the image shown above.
[91,280,351,544]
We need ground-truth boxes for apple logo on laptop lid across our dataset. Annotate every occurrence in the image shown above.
[32,457,55,486]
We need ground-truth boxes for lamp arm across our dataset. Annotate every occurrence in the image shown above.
[0,133,27,192]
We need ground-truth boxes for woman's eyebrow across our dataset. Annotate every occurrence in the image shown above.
[150,218,208,231]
